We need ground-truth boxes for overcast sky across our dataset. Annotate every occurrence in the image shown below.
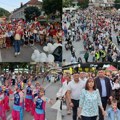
[0,0,42,12]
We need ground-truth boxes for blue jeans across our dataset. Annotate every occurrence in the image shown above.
[14,40,21,52]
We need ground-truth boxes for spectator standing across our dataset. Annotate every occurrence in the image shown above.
[95,70,112,120]
[67,73,85,120]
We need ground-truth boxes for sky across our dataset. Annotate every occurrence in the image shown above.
[0,0,42,12]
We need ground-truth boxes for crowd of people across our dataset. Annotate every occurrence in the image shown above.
[62,7,120,63]
[0,72,60,120]
[57,70,120,120]
[0,18,62,56]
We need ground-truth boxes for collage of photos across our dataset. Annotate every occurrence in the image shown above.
[0,0,120,120]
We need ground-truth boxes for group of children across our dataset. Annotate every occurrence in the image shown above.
[0,79,52,120]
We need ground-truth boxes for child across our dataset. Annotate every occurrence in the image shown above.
[25,80,34,112]
[4,82,11,111]
[106,99,120,120]
[31,82,41,115]
[12,86,24,120]
[0,86,6,120]
[34,87,52,120]
[29,30,34,46]
[24,29,29,46]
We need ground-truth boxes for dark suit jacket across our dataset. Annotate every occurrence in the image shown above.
[95,76,112,98]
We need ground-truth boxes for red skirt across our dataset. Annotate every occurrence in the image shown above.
[12,103,23,120]
[4,96,10,111]
[34,112,45,120]
[0,104,6,120]
[25,98,33,112]
[31,103,36,116]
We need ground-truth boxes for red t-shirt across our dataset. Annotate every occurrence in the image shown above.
[49,29,57,36]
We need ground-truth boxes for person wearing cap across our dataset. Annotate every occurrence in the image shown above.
[11,86,24,120]
[0,86,6,120]
[25,81,34,112]
[34,87,52,120]
[67,72,85,120]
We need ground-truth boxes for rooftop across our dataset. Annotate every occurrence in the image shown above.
[13,0,42,13]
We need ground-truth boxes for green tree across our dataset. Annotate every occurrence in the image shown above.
[114,0,120,9]
[42,0,62,15]
[63,0,73,7]
[24,6,41,21]
[78,0,89,9]
[0,8,10,17]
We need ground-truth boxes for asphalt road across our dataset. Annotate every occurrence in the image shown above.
[0,43,44,62]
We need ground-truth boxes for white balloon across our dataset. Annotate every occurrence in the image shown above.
[31,53,36,61]
[39,52,47,62]
[53,43,58,47]
[34,58,40,62]
[48,45,55,54]
[43,46,48,52]
[40,52,47,58]
[40,57,47,62]
[47,54,54,62]
[53,43,61,49]
[34,50,39,55]
[38,53,41,59]
[47,43,52,47]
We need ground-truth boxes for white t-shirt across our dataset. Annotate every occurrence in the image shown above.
[67,80,85,100]
[112,83,120,90]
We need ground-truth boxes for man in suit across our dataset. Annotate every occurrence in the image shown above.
[95,70,112,120]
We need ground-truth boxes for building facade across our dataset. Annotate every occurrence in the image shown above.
[91,0,115,7]
[9,0,42,20]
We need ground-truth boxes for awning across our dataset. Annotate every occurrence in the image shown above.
[106,65,118,71]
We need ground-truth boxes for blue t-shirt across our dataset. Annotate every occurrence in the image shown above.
[107,108,120,120]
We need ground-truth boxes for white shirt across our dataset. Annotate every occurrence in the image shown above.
[80,78,87,87]
[112,83,120,90]
[67,80,85,100]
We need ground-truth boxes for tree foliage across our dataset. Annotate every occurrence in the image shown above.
[42,0,62,15]
[114,0,120,9]
[63,0,73,7]
[78,0,89,9]
[0,8,10,17]
[24,6,40,21]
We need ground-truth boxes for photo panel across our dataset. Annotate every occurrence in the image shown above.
[62,0,120,64]
[0,62,62,120]
[0,0,62,62]
[62,62,120,120]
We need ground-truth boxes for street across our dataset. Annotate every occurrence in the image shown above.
[63,24,120,63]
[0,43,44,62]
[62,8,120,63]
[5,79,73,120]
